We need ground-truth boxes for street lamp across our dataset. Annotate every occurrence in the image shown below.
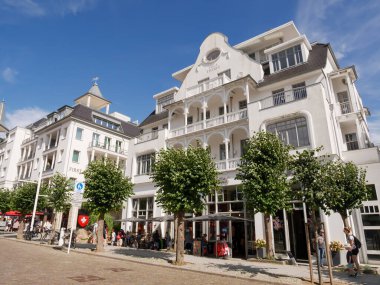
[18,163,43,232]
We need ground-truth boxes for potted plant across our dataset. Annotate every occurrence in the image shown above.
[255,239,267,259]
[330,240,346,266]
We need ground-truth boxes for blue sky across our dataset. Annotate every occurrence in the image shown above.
[1,0,379,142]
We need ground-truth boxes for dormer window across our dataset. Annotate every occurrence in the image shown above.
[272,45,303,72]
[206,49,221,62]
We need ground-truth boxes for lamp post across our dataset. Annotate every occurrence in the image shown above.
[29,164,43,232]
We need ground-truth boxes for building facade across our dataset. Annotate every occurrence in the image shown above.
[123,22,380,263]
[0,83,139,226]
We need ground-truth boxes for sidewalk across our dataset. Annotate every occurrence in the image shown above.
[72,244,379,285]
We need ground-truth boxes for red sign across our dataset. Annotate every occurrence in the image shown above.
[78,215,89,227]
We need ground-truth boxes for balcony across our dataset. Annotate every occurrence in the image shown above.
[136,131,158,144]
[215,158,241,171]
[186,74,230,98]
[21,136,36,145]
[169,108,247,139]
[259,86,307,110]
[88,142,127,156]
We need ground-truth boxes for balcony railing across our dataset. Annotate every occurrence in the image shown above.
[88,142,127,156]
[340,102,352,115]
[260,86,308,110]
[186,74,230,98]
[21,136,36,145]
[169,108,247,139]
[215,158,241,171]
[136,131,158,144]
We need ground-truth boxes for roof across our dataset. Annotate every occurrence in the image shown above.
[139,110,168,127]
[71,104,140,138]
[257,43,329,88]
[88,83,103,97]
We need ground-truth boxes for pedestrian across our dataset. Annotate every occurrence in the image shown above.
[345,238,356,277]
[343,227,361,276]
[165,231,171,251]
[317,230,325,268]
[111,229,116,246]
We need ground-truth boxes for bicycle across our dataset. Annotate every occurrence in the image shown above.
[63,229,77,249]
[39,229,59,244]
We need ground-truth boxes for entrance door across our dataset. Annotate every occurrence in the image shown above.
[232,221,245,257]
[287,210,308,260]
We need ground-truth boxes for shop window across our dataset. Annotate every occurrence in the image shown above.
[362,215,380,227]
[366,184,377,201]
[364,230,380,250]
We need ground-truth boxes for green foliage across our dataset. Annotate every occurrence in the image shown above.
[324,161,368,216]
[236,131,293,216]
[291,147,330,212]
[151,146,219,214]
[47,173,72,212]
[83,159,134,215]
[11,183,47,215]
[0,188,12,213]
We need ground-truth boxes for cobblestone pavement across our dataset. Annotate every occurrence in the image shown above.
[0,239,281,285]
[1,237,379,285]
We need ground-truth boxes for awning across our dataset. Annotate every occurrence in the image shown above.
[186,213,249,222]
[151,215,174,222]
[116,217,148,223]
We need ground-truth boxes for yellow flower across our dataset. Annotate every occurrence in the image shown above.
[254,239,266,248]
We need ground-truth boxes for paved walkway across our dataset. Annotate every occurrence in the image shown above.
[2,234,379,284]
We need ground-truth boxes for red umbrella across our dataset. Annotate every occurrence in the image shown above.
[25,212,44,217]
[5,210,21,216]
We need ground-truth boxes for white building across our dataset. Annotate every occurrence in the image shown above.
[0,83,139,226]
[123,22,380,263]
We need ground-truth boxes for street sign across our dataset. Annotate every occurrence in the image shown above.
[74,182,85,193]
[78,215,90,227]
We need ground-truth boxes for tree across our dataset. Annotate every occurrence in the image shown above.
[324,161,368,228]
[236,131,292,258]
[0,188,12,213]
[11,183,47,239]
[291,148,330,283]
[47,173,72,243]
[83,159,133,252]
[151,146,219,265]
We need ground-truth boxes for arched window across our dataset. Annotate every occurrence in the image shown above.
[267,117,310,147]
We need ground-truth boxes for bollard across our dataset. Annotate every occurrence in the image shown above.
[58,227,65,246]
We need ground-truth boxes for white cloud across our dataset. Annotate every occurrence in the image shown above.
[5,107,48,129]
[0,0,97,17]
[2,67,18,83]
[368,111,380,145]
[2,0,45,17]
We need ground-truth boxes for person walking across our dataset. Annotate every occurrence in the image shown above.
[165,231,171,251]
[344,227,361,276]
[111,229,116,246]
[317,230,325,268]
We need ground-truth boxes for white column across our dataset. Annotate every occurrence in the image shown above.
[48,134,52,149]
[355,118,364,149]
[91,150,95,161]
[223,99,227,123]
[184,107,188,134]
[86,96,91,107]
[116,156,120,167]
[224,138,229,170]
[43,156,48,171]
[51,152,56,169]
[245,80,250,104]
[202,102,207,129]
[106,104,110,114]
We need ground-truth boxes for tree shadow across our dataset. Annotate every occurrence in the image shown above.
[110,247,174,262]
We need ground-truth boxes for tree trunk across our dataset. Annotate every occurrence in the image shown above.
[17,219,25,240]
[175,211,185,265]
[340,213,350,229]
[311,211,322,285]
[174,214,177,252]
[49,212,56,245]
[96,214,105,252]
[264,213,274,258]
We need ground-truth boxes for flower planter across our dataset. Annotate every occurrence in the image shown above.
[256,247,266,259]
[331,250,347,266]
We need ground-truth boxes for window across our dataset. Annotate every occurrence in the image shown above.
[92,133,100,147]
[72,150,80,163]
[366,185,377,201]
[104,137,111,150]
[272,45,303,72]
[239,100,247,110]
[187,116,193,125]
[292,82,307,100]
[219,106,229,115]
[206,49,221,61]
[219,143,230,160]
[62,127,67,139]
[240,139,249,156]
[76,128,83,140]
[200,111,210,120]
[345,133,359,150]
[137,153,155,175]
[218,69,231,79]
[338,91,351,114]
[157,93,174,113]
[115,140,122,153]
[267,117,310,147]
[249,52,256,60]
[93,116,120,131]
[162,124,168,129]
[272,89,285,106]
